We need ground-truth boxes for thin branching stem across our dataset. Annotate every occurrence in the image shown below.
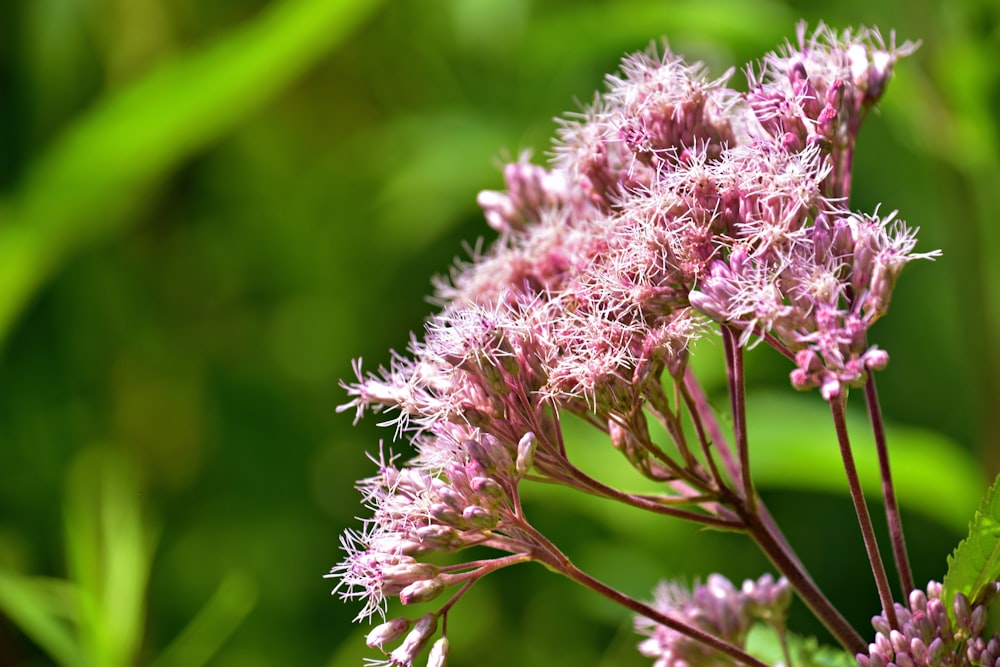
[683,356,861,651]
[556,459,743,529]
[865,373,914,596]
[829,393,899,629]
[675,375,729,492]
[680,368,808,573]
[723,326,755,513]
[682,368,741,485]
[742,506,866,653]
[522,527,772,667]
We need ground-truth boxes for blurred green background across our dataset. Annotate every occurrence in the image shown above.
[0,0,998,665]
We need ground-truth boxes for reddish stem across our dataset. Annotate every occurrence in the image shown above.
[864,373,915,596]
[829,394,899,629]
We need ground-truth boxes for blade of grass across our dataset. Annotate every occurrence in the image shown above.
[64,448,156,667]
[0,571,81,666]
[150,572,258,667]
[0,0,382,351]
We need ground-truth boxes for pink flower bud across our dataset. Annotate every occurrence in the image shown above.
[365,617,411,650]
[461,505,497,529]
[399,578,445,606]
[381,561,439,595]
[390,614,438,666]
[427,636,451,667]
[515,432,536,477]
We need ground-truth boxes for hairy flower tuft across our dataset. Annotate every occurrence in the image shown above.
[331,22,927,667]
[636,574,792,667]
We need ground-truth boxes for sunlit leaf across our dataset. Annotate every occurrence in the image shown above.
[0,571,81,666]
[942,473,1000,614]
[64,447,156,667]
[746,623,855,667]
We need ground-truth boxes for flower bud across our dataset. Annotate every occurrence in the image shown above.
[462,504,498,529]
[466,434,514,476]
[382,561,439,588]
[414,524,461,551]
[895,652,915,667]
[399,578,445,606]
[908,638,927,664]
[871,614,891,636]
[515,432,536,477]
[437,486,465,512]
[427,636,451,667]
[477,190,519,233]
[368,536,426,556]
[970,604,988,636]
[428,502,462,525]
[954,592,971,627]
[390,614,438,666]
[471,476,505,500]
[366,617,411,650]
[926,637,946,664]
[874,632,892,656]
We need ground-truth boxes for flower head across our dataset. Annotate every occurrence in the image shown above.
[636,574,792,667]
[331,22,927,666]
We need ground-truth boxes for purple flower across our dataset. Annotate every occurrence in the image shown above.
[858,581,1000,667]
[330,21,928,666]
[636,574,792,667]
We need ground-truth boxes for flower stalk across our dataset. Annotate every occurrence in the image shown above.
[830,394,899,630]
[865,373,915,597]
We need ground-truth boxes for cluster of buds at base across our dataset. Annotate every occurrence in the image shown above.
[636,574,792,667]
[365,614,449,667]
[857,581,1000,667]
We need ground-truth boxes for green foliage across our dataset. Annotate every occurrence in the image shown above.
[746,624,855,667]
[745,393,982,532]
[0,0,382,350]
[0,448,257,667]
[943,474,1000,613]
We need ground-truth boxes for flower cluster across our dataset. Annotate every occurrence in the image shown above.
[326,436,538,623]
[330,22,929,667]
[636,574,793,667]
[858,582,1000,667]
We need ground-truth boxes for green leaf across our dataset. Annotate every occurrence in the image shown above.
[0,571,81,666]
[746,624,855,667]
[745,392,981,532]
[65,448,157,667]
[942,473,1000,612]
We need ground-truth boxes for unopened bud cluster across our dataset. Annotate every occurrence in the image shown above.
[858,582,1000,667]
[363,614,447,667]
